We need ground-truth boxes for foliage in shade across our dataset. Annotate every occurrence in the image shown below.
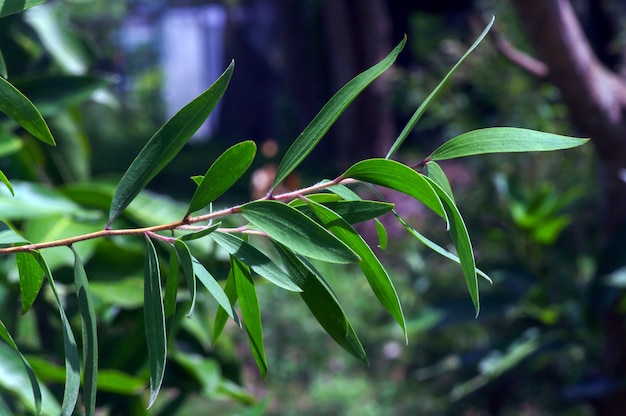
[0,0,49,18]
[172,239,196,316]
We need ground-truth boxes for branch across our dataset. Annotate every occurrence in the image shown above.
[491,27,549,78]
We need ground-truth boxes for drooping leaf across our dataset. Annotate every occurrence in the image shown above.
[213,265,238,343]
[386,16,495,158]
[273,243,368,364]
[0,0,48,18]
[375,219,388,250]
[0,170,13,196]
[306,199,407,341]
[16,251,44,314]
[210,231,300,292]
[232,256,267,378]
[172,239,196,317]
[342,158,446,220]
[239,200,360,264]
[107,61,234,226]
[191,256,240,325]
[0,320,42,415]
[429,127,589,161]
[178,222,220,241]
[295,200,394,225]
[425,161,455,202]
[272,37,406,190]
[144,237,166,409]
[164,247,179,323]
[70,247,97,416]
[30,251,80,416]
[0,76,54,145]
[186,140,256,215]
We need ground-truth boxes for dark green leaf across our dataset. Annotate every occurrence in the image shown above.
[210,231,301,291]
[70,247,97,416]
[0,49,6,78]
[429,127,589,161]
[0,76,54,145]
[343,158,446,220]
[16,252,44,314]
[144,237,166,408]
[425,161,454,202]
[186,140,256,215]
[107,61,234,225]
[232,257,267,378]
[0,0,48,18]
[164,247,179,322]
[172,239,196,317]
[272,37,406,190]
[213,264,238,344]
[306,199,406,340]
[178,222,220,241]
[0,320,42,415]
[295,200,394,225]
[192,256,240,325]
[239,200,360,264]
[386,17,494,158]
[273,243,368,364]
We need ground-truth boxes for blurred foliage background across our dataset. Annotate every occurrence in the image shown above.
[1,0,624,414]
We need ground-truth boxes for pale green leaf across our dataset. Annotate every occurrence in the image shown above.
[0,137,22,157]
[239,200,360,264]
[192,256,240,324]
[108,61,234,226]
[429,128,589,161]
[187,140,256,215]
[375,219,388,250]
[172,240,196,317]
[0,0,48,18]
[0,170,13,197]
[425,161,454,202]
[386,16,494,158]
[272,37,406,190]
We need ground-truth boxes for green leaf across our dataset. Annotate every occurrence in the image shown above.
[239,200,360,264]
[0,228,29,247]
[232,257,267,378]
[178,222,220,241]
[0,170,13,196]
[210,231,301,292]
[342,158,446,220]
[30,251,80,416]
[273,243,368,364]
[295,200,394,225]
[16,252,44,314]
[192,256,240,325]
[164,247,179,323]
[272,37,406,190]
[0,181,86,220]
[0,320,42,415]
[0,76,55,145]
[107,61,234,226]
[144,237,166,409]
[429,128,589,161]
[186,140,256,215]
[70,247,97,416]
[213,265,238,344]
[172,239,196,317]
[386,16,494,158]
[0,0,48,18]
[0,49,6,79]
[0,136,22,157]
[425,161,454,202]
[306,199,406,341]
[375,219,388,250]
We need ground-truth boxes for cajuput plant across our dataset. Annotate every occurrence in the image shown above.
[0,6,587,415]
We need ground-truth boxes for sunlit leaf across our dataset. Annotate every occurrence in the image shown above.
[239,200,360,264]
[172,239,196,316]
[342,158,446,220]
[0,320,42,415]
[16,252,44,314]
[0,170,14,197]
[273,243,368,364]
[210,231,300,291]
[213,264,238,343]
[0,181,86,220]
[429,128,589,161]
[144,237,166,408]
[0,76,54,145]
[232,256,267,378]
[192,256,240,325]
[306,199,406,340]
[108,61,234,226]
[0,0,48,18]
[70,247,97,416]
[272,37,406,190]
[0,228,30,247]
[386,16,494,158]
[186,140,256,215]
[425,161,454,202]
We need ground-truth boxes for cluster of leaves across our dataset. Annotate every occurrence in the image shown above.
[0,2,588,415]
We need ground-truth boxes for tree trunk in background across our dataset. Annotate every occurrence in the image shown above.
[510,0,626,413]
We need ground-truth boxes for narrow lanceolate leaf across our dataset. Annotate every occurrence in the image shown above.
[375,219,388,250]
[191,256,240,325]
[0,49,6,79]
[186,140,256,215]
[164,247,179,322]
[0,76,55,145]
[273,243,368,364]
[107,61,234,226]
[213,263,239,343]
[0,320,41,415]
[178,222,220,241]
[295,200,395,225]
[423,176,480,316]
[306,199,407,341]
[172,240,196,317]
[271,37,406,190]
[16,251,44,314]
[343,158,446,220]
[429,127,589,161]
[144,237,166,409]
[239,200,360,264]
[232,257,267,378]
[70,247,97,416]
[386,16,494,158]
[0,0,48,18]
[210,231,301,292]
[425,161,455,202]
[30,251,80,416]
[0,170,13,196]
